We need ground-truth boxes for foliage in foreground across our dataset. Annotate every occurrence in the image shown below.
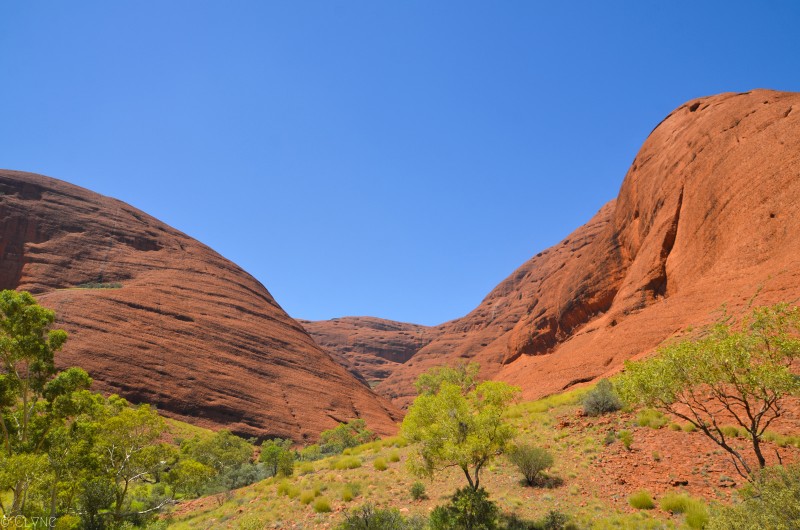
[0,290,265,528]
[707,464,800,530]
[337,503,426,530]
[617,303,800,477]
[429,487,499,530]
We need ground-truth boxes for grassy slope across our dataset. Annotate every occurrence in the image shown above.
[164,388,800,530]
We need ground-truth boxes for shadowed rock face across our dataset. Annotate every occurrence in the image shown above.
[0,170,400,441]
[300,317,438,385]
[359,89,800,407]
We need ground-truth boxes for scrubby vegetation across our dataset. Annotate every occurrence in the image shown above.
[6,293,798,529]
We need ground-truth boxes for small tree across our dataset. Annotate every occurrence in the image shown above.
[507,444,554,486]
[402,366,519,491]
[617,303,800,478]
[260,438,294,477]
[319,419,374,454]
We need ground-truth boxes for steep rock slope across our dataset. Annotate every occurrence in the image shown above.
[300,317,437,385]
[0,170,400,440]
[376,89,800,407]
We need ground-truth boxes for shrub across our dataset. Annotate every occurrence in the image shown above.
[389,450,401,462]
[341,482,361,502]
[669,422,682,431]
[582,379,622,416]
[337,503,425,530]
[707,465,800,529]
[682,423,697,433]
[618,430,633,451]
[410,481,427,500]
[277,480,291,496]
[332,456,363,470]
[629,491,655,510]
[54,515,82,530]
[299,490,317,505]
[684,501,709,529]
[429,487,498,530]
[636,409,668,429]
[313,497,332,513]
[540,510,571,530]
[300,444,322,461]
[374,457,388,471]
[507,444,554,487]
[660,492,688,512]
[721,425,744,438]
[298,462,315,475]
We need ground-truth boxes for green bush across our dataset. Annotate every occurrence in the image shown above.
[54,515,82,530]
[669,422,682,431]
[707,465,800,529]
[618,430,633,451]
[684,502,709,529]
[276,480,291,496]
[429,487,498,530]
[299,490,317,505]
[629,491,655,510]
[507,444,554,487]
[682,423,697,433]
[300,444,322,461]
[341,482,361,502]
[313,497,332,513]
[410,481,427,500]
[76,281,123,289]
[332,456,363,470]
[373,457,388,471]
[636,409,668,429]
[298,462,315,475]
[582,379,622,416]
[337,503,426,530]
[389,450,401,462]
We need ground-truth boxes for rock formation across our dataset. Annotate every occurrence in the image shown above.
[300,317,437,385]
[320,90,800,408]
[0,170,400,440]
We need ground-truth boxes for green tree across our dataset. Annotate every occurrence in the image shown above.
[617,304,800,477]
[0,290,95,515]
[259,438,294,477]
[414,362,480,396]
[319,419,374,455]
[167,459,215,498]
[95,402,172,519]
[402,368,520,491]
[182,429,254,491]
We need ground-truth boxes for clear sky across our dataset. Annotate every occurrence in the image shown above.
[1,2,799,325]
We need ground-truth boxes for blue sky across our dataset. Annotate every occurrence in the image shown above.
[2,2,799,325]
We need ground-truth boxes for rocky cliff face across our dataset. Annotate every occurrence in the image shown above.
[300,317,437,385]
[0,170,400,441]
[366,89,800,407]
